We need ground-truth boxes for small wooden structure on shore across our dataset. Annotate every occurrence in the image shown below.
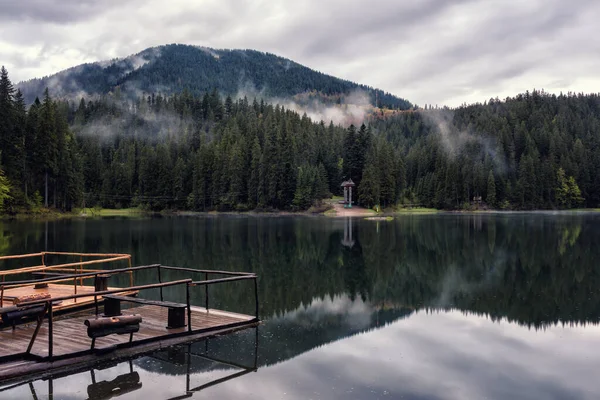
[341,179,356,209]
[0,254,260,383]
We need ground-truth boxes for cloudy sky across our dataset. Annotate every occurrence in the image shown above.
[1,0,599,106]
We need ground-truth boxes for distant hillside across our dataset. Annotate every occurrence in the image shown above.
[17,44,412,109]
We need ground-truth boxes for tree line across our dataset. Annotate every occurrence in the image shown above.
[359,90,600,209]
[1,64,599,213]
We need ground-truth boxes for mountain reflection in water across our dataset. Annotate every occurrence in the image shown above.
[0,213,599,399]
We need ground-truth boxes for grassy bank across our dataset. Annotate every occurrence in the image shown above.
[73,208,146,217]
[8,209,74,220]
[393,207,439,214]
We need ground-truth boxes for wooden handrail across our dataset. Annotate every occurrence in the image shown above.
[18,278,193,307]
[1,264,160,288]
[0,256,131,277]
[161,265,255,277]
[190,275,257,286]
[188,274,259,319]
[0,264,46,276]
[43,252,130,257]
[0,252,131,277]
[0,253,44,261]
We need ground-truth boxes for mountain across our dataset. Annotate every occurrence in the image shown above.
[17,44,412,109]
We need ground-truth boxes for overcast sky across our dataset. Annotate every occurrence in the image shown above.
[1,0,599,106]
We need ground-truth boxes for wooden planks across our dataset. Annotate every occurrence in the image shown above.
[0,321,259,385]
[0,304,255,359]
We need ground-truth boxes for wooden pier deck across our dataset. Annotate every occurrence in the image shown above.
[0,304,254,358]
[0,260,260,384]
[0,304,258,383]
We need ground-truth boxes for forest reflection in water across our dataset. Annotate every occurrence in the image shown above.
[1,212,599,399]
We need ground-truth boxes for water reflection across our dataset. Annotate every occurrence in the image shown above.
[1,213,600,398]
[0,328,259,399]
[1,213,599,326]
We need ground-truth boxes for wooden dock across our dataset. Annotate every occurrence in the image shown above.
[0,260,260,384]
[0,304,258,382]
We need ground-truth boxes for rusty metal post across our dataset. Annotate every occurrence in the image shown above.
[186,282,192,332]
[254,276,259,319]
[128,257,133,286]
[157,265,163,301]
[94,274,99,316]
[73,256,78,297]
[205,272,209,312]
[48,302,53,358]
[26,302,49,354]
[79,256,83,286]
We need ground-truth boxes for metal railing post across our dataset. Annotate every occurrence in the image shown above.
[205,272,209,312]
[94,273,99,316]
[48,302,53,358]
[157,265,163,301]
[128,256,133,286]
[186,283,192,332]
[254,276,259,319]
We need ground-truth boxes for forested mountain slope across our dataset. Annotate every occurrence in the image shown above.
[16,44,411,110]
[1,64,599,214]
[363,90,600,209]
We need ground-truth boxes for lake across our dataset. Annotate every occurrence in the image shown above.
[1,213,600,399]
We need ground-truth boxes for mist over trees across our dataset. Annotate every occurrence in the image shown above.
[362,91,599,209]
[0,65,599,213]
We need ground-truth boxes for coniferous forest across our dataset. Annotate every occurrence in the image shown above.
[1,64,599,214]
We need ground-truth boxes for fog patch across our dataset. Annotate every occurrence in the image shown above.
[195,45,220,59]
[235,83,372,126]
[74,96,193,143]
[423,109,508,174]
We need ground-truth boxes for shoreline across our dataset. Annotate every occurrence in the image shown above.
[3,207,600,221]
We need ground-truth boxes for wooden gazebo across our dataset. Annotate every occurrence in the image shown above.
[341,179,355,209]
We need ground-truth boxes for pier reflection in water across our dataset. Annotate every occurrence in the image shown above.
[0,327,259,399]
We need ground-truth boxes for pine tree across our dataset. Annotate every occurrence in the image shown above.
[248,137,261,208]
[0,165,11,212]
[293,166,314,210]
[359,146,380,208]
[12,89,27,193]
[486,170,496,207]
[0,66,15,179]
[315,163,329,199]
[555,167,569,208]
[36,88,58,207]
[567,176,584,208]
[343,124,357,180]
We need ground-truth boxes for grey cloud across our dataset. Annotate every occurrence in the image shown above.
[0,0,131,23]
[2,0,599,106]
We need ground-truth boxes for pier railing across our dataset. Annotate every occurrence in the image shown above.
[0,252,133,305]
[0,252,133,277]
[0,264,258,362]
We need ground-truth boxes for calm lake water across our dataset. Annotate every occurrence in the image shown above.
[1,213,600,399]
